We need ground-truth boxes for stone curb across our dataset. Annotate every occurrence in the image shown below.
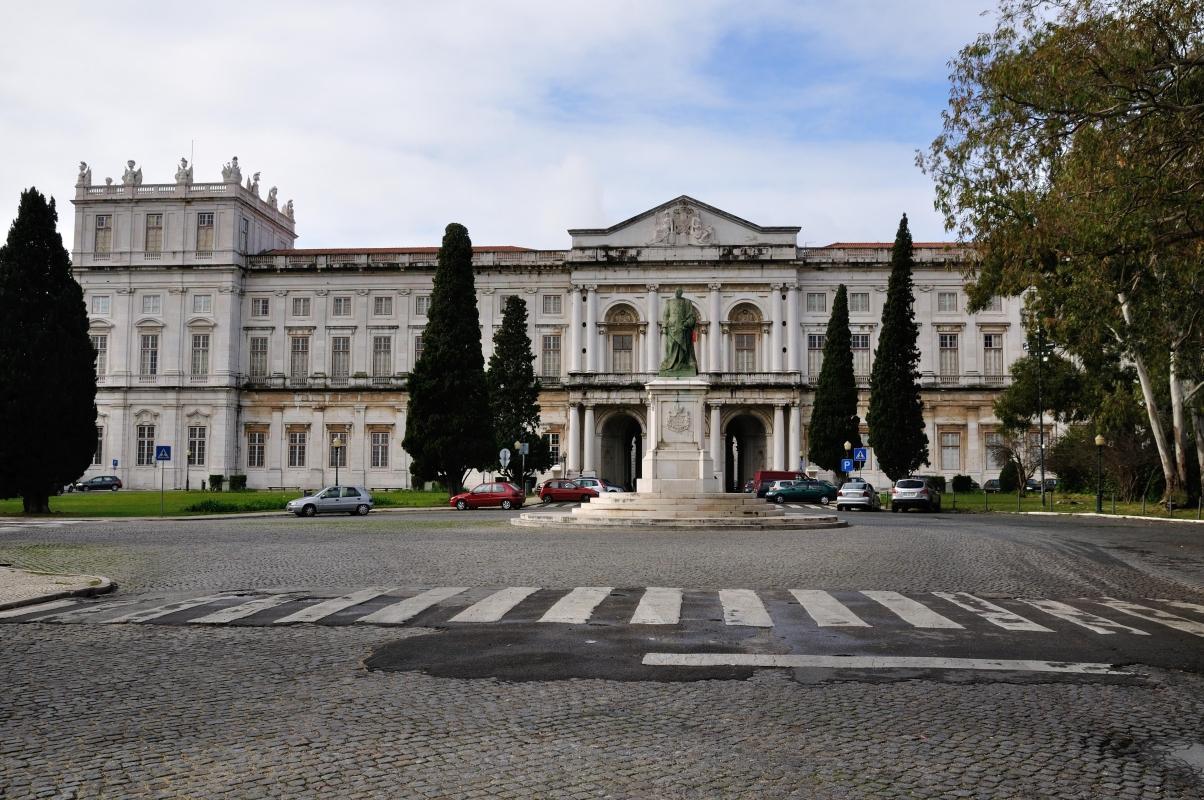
[1020,510,1204,526]
[0,572,116,612]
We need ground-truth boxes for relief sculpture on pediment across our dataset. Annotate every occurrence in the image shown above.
[651,201,715,246]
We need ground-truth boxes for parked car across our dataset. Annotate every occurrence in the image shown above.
[538,479,599,504]
[576,477,624,494]
[286,486,373,517]
[69,475,123,492]
[890,477,942,512]
[753,470,804,497]
[449,481,525,510]
[1025,478,1040,492]
[836,479,881,511]
[984,478,1001,494]
[765,479,798,494]
[764,478,838,505]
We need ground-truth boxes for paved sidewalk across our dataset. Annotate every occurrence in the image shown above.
[0,565,114,611]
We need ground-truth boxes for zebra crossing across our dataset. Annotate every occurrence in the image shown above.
[2,586,1202,638]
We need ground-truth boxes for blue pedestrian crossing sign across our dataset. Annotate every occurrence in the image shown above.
[853,447,869,463]
[155,445,172,462]
[840,458,854,473]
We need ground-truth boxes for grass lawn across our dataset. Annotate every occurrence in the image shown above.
[0,489,448,517]
[880,490,1204,521]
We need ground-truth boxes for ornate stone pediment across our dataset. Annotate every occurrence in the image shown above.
[568,195,800,250]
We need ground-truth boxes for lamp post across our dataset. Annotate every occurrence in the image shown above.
[1094,434,1105,513]
[514,439,526,495]
[844,440,852,480]
[332,435,345,487]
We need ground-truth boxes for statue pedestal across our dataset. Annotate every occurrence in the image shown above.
[636,378,721,495]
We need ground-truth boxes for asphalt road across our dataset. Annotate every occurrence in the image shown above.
[1,508,1202,799]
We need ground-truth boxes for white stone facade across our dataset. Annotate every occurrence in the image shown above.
[72,170,1022,492]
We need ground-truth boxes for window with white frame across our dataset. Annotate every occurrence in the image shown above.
[938,292,958,312]
[940,431,962,471]
[328,431,348,468]
[807,333,826,377]
[805,293,827,313]
[331,336,351,382]
[611,334,633,373]
[291,297,310,317]
[938,333,959,381]
[985,431,1005,469]
[190,333,210,377]
[239,217,249,252]
[544,432,561,464]
[331,296,351,317]
[851,333,871,378]
[848,292,870,313]
[983,332,1005,383]
[139,334,159,376]
[142,294,161,315]
[373,296,393,317]
[288,431,307,468]
[372,336,392,378]
[542,294,562,315]
[985,295,1003,312]
[734,333,757,373]
[136,424,155,466]
[289,336,310,379]
[414,334,424,363]
[541,335,561,378]
[192,294,212,314]
[251,297,270,317]
[187,426,207,466]
[249,337,269,379]
[94,215,111,256]
[247,430,266,468]
[91,295,111,315]
[144,213,163,255]
[93,426,103,466]
[415,295,431,316]
[91,334,107,376]
[196,212,215,253]
[370,431,389,468]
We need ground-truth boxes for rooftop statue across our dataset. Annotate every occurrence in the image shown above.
[283,199,295,220]
[76,161,91,187]
[246,171,260,197]
[267,186,278,209]
[659,287,699,377]
[175,157,193,185]
[221,156,242,183]
[121,160,142,186]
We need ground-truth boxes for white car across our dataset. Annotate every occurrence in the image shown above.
[575,477,624,493]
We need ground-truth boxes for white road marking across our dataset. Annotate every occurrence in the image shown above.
[539,586,613,624]
[787,504,805,510]
[641,653,1131,675]
[861,590,963,629]
[1093,598,1204,638]
[39,599,142,623]
[1153,599,1204,616]
[189,594,298,624]
[0,598,77,618]
[719,589,773,627]
[357,586,468,625]
[806,504,826,510]
[273,587,399,624]
[932,592,1053,632]
[100,594,234,624]
[790,590,868,627]
[629,587,683,625]
[1018,599,1148,635]
[449,587,540,623]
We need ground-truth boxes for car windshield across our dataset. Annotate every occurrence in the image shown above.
[896,479,924,489]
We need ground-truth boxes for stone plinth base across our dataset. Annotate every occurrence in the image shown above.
[637,378,720,494]
[512,492,845,530]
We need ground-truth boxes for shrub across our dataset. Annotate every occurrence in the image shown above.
[998,459,1020,493]
[228,475,248,491]
[951,474,976,493]
[208,474,224,492]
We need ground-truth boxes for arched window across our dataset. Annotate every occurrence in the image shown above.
[604,304,641,373]
[726,303,764,373]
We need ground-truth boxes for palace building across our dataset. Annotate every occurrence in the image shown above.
[70,159,1020,492]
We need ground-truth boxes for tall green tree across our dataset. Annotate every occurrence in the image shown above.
[486,295,552,487]
[866,214,928,480]
[807,284,862,478]
[0,189,97,513]
[403,223,494,495]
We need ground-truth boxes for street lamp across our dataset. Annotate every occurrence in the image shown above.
[844,440,852,479]
[514,439,526,494]
[1094,434,1105,513]
[332,435,345,487]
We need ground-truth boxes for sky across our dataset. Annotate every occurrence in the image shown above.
[0,1,998,251]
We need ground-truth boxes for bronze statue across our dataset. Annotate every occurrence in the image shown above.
[659,288,698,377]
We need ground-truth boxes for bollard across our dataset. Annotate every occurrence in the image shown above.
[985,489,989,512]
[1112,492,1116,514]
[1142,495,1146,514]
[1017,488,1022,512]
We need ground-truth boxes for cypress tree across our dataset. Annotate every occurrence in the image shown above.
[402,223,494,495]
[486,295,552,488]
[866,213,929,480]
[0,189,97,513]
[807,284,862,479]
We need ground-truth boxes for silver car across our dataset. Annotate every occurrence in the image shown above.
[836,479,881,511]
[286,486,374,517]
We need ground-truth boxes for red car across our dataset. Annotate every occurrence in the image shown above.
[538,479,599,504]
[449,481,525,510]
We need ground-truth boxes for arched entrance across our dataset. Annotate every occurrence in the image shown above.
[599,412,643,491]
[725,413,768,492]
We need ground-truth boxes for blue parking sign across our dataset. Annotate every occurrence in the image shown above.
[840,458,854,472]
[853,447,869,463]
[155,445,172,462]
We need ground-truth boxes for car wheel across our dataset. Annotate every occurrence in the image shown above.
[355,504,370,516]
[456,499,468,510]
[302,504,316,517]
[541,495,552,504]
[820,496,831,505]
[835,505,844,512]
[501,499,513,510]
[773,495,785,504]
[111,485,119,492]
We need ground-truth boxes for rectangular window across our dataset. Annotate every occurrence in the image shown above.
[851,333,871,378]
[939,333,959,381]
[734,333,757,373]
[542,295,562,315]
[983,333,1004,384]
[136,425,155,466]
[331,336,351,382]
[144,213,163,255]
[541,335,561,378]
[190,333,210,377]
[191,294,212,314]
[415,295,430,316]
[196,212,214,253]
[414,334,424,363]
[139,334,159,376]
[289,336,310,379]
[940,431,961,471]
[251,297,270,317]
[142,294,161,315]
[372,336,392,378]
[187,426,207,467]
[249,336,269,379]
[373,296,393,316]
[239,217,249,252]
[805,293,827,313]
[93,426,103,466]
[544,432,561,464]
[91,334,107,376]
[985,431,1005,469]
[611,334,633,373]
[329,432,348,469]
[291,297,310,317]
[94,215,111,256]
[986,295,1003,312]
[91,295,111,315]
[938,292,958,313]
[331,296,351,317]
[288,431,307,468]
[848,292,870,313]
[807,333,826,377]
[371,431,390,468]
[247,431,266,468]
